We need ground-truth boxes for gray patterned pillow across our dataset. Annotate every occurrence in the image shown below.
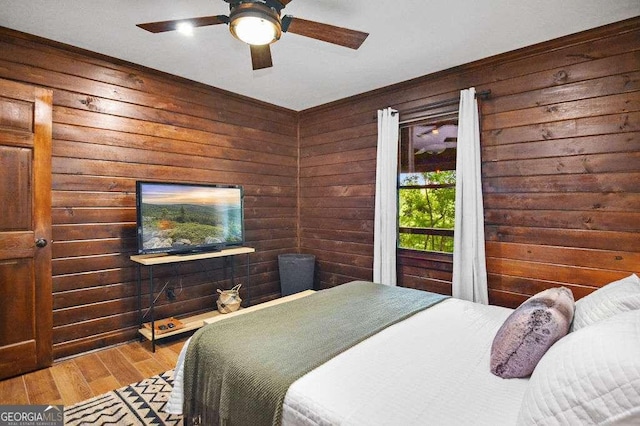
[490,287,575,379]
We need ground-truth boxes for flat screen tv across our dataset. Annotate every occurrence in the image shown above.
[136,181,244,255]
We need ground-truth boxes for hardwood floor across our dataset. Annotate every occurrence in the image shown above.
[0,292,314,407]
[0,336,188,406]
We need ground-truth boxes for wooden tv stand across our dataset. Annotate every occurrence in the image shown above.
[131,246,255,352]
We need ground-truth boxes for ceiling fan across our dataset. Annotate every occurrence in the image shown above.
[136,0,369,70]
[414,125,458,155]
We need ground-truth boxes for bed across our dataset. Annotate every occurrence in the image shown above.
[166,277,640,425]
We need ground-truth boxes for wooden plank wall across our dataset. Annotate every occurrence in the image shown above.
[0,28,298,359]
[298,18,640,307]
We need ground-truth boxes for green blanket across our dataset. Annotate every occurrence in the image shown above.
[183,281,448,426]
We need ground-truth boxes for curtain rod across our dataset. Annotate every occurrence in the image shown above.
[373,90,491,120]
[382,89,491,119]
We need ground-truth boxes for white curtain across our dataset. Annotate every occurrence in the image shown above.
[373,108,399,286]
[452,88,489,304]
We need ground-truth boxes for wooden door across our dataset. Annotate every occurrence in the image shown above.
[0,78,53,379]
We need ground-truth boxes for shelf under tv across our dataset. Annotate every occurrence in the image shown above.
[130,246,255,265]
[137,290,315,342]
[138,310,221,341]
[131,246,255,351]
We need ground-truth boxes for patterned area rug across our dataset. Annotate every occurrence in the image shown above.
[64,370,183,425]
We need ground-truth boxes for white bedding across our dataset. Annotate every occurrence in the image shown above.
[167,298,531,425]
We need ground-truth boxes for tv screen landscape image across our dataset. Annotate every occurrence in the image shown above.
[136,181,244,254]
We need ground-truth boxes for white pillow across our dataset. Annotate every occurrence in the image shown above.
[517,309,640,425]
[571,274,640,332]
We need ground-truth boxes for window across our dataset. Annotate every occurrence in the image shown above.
[398,118,458,253]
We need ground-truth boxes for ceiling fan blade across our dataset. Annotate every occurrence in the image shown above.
[283,16,368,49]
[250,44,273,70]
[137,15,229,33]
[277,0,294,6]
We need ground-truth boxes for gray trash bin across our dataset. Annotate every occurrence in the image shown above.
[278,253,315,296]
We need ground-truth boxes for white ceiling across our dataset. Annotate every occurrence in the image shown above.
[0,1,638,111]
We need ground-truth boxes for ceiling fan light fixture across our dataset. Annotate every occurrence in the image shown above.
[176,22,194,36]
[229,3,281,46]
[231,16,278,45]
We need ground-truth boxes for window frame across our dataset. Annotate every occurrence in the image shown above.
[397,114,459,255]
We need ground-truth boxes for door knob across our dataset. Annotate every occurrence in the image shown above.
[35,238,48,248]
